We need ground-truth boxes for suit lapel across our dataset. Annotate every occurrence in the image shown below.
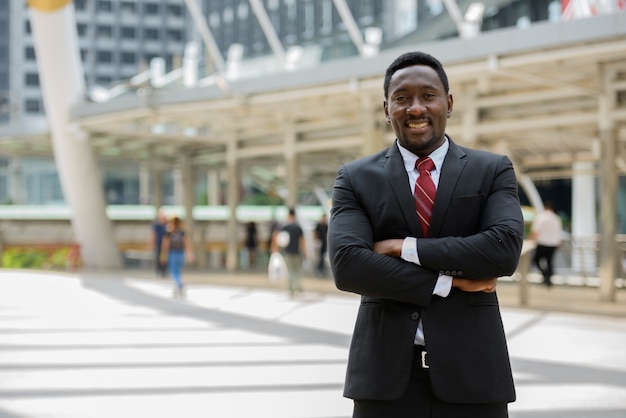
[429,139,467,237]
[384,144,422,237]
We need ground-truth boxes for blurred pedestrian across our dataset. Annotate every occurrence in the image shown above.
[314,213,328,277]
[148,209,168,278]
[162,216,194,298]
[245,221,258,268]
[272,208,306,298]
[530,201,563,287]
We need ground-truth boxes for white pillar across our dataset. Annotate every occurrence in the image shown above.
[571,162,597,274]
[225,138,239,271]
[139,163,150,205]
[207,169,220,205]
[28,0,120,268]
[284,124,298,208]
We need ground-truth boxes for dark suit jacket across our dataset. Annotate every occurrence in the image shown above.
[328,138,524,404]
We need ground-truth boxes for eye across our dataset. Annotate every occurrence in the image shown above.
[394,95,408,103]
[424,93,436,100]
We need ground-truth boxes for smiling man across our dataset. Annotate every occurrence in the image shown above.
[328,51,524,417]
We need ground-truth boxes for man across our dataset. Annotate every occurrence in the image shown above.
[529,201,563,287]
[328,51,524,417]
[272,208,306,298]
[314,213,329,277]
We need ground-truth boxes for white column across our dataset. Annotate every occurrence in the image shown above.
[139,163,150,205]
[225,137,240,271]
[598,82,618,302]
[571,162,597,274]
[284,124,298,208]
[152,166,163,208]
[207,169,220,205]
[28,1,120,267]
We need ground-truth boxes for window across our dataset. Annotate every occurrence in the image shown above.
[77,23,87,36]
[121,27,136,39]
[25,46,36,60]
[24,20,31,34]
[97,0,112,12]
[145,28,159,40]
[121,52,136,64]
[168,4,183,17]
[167,29,182,42]
[145,3,159,15]
[120,1,136,14]
[25,99,41,113]
[97,25,112,39]
[97,50,112,63]
[74,0,86,10]
[25,73,39,86]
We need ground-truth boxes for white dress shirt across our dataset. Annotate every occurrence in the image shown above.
[396,139,453,345]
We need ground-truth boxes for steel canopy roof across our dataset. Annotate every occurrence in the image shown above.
[3,12,626,187]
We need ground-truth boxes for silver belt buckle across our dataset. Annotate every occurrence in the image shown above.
[421,350,429,369]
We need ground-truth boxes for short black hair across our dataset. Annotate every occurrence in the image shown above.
[288,207,296,217]
[384,51,449,98]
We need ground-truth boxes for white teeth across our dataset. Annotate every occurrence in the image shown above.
[408,122,428,128]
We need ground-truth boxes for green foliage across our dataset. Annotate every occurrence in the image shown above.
[1,246,77,269]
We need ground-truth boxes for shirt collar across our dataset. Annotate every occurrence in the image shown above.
[397,136,449,174]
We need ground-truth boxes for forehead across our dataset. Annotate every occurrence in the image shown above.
[388,65,443,92]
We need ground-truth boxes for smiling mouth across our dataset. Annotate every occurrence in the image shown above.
[407,121,429,129]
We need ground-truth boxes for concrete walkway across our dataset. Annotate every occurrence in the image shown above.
[0,268,625,418]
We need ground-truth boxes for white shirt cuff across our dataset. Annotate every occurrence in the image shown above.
[401,237,420,264]
[433,275,453,297]
[401,237,452,298]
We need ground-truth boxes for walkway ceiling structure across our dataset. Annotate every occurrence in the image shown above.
[2,13,626,191]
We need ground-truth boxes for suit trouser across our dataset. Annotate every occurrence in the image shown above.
[352,346,509,418]
[533,244,557,285]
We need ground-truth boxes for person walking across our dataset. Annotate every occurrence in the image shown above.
[148,210,168,278]
[272,208,306,298]
[244,221,258,268]
[328,51,524,417]
[314,213,329,277]
[161,216,194,298]
[529,201,563,287]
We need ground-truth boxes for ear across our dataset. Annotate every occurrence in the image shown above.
[383,101,391,123]
[447,94,454,118]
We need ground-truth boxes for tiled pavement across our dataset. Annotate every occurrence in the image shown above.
[0,268,624,418]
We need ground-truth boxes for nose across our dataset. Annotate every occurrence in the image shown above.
[406,99,426,114]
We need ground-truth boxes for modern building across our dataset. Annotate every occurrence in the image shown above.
[0,0,579,206]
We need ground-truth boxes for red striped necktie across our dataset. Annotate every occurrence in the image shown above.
[414,157,436,237]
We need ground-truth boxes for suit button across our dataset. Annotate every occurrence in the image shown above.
[457,271,464,276]
[451,271,457,276]
[411,312,419,321]
[444,270,451,275]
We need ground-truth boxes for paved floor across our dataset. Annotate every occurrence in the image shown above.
[0,268,625,418]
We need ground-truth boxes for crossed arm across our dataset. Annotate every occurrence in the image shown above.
[373,239,497,293]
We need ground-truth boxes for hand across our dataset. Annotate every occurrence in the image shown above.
[452,278,497,293]
[373,239,404,258]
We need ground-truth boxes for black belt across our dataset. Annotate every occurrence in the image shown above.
[413,345,429,369]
